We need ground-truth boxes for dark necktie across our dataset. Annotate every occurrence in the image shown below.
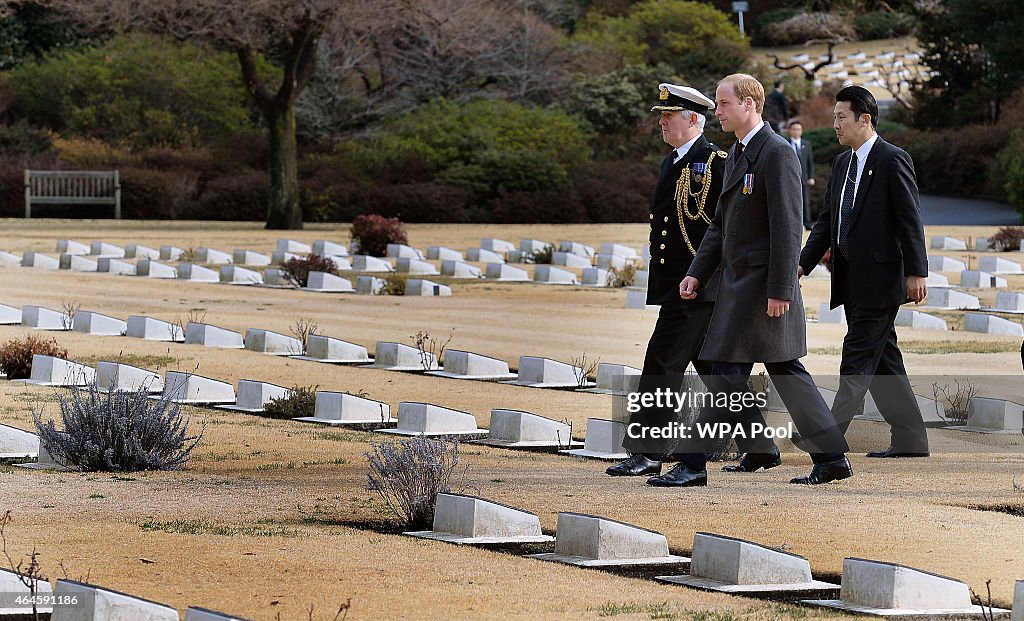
[838,152,858,258]
[794,141,801,157]
[734,141,744,160]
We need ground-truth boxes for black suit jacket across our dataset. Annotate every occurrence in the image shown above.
[799,137,928,310]
[647,135,726,305]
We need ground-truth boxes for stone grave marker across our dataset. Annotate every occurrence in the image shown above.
[52,579,180,621]
[136,259,178,278]
[302,271,354,293]
[0,424,38,459]
[352,255,394,272]
[560,418,628,460]
[355,275,386,294]
[528,513,688,567]
[277,239,311,254]
[159,245,185,261]
[217,380,292,413]
[533,265,578,285]
[184,322,245,348]
[386,244,424,260]
[97,257,136,275]
[397,258,440,275]
[930,236,967,250]
[467,248,504,264]
[72,311,127,336]
[219,265,264,285]
[244,328,303,355]
[57,239,89,255]
[481,238,515,254]
[21,252,59,269]
[291,335,371,364]
[558,241,595,257]
[293,391,394,426]
[97,361,163,394]
[405,279,452,296]
[960,270,1008,288]
[927,256,967,272]
[158,371,235,404]
[194,248,232,264]
[427,246,464,261]
[426,350,516,381]
[894,309,948,330]
[231,249,270,266]
[18,355,95,387]
[0,303,21,324]
[378,402,487,438]
[21,305,70,330]
[441,260,482,279]
[964,313,1024,336]
[177,263,220,283]
[125,244,159,259]
[582,267,610,287]
[485,263,529,281]
[89,241,125,257]
[405,493,553,544]
[313,240,349,256]
[366,342,438,371]
[60,254,98,271]
[506,356,594,388]
[979,256,1023,274]
[126,316,184,342]
[925,288,980,309]
[473,409,580,449]
[817,302,846,324]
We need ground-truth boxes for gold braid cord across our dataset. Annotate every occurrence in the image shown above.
[674,150,724,256]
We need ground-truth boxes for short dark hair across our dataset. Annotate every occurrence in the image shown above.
[835,85,878,128]
[788,119,803,128]
[773,80,783,89]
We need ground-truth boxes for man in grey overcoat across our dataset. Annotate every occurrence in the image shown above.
[648,73,852,488]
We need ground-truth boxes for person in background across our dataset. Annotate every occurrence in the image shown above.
[788,120,816,230]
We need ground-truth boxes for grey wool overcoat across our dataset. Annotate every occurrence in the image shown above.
[686,122,808,363]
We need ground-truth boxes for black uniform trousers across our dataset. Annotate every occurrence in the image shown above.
[622,296,715,459]
[831,262,929,453]
[674,359,849,471]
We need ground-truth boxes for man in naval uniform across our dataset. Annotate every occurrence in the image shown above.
[606,83,728,478]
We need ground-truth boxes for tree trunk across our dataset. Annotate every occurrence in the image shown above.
[265,104,302,230]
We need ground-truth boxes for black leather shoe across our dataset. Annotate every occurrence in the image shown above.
[790,456,853,485]
[721,447,782,472]
[866,446,929,458]
[646,464,708,487]
[606,454,662,477]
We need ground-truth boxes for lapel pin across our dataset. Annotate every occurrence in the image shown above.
[868,170,873,176]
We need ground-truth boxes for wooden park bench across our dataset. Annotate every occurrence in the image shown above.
[24,170,121,218]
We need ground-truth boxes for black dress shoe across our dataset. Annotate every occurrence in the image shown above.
[646,464,708,487]
[790,456,853,485]
[606,454,662,477]
[721,447,782,472]
[866,446,930,458]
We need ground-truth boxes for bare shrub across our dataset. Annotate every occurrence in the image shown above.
[262,385,317,419]
[991,226,1024,252]
[60,299,80,331]
[289,318,320,354]
[0,510,46,620]
[410,329,453,371]
[607,263,636,288]
[571,352,599,387]
[172,308,206,341]
[931,378,978,425]
[0,335,68,380]
[32,381,204,472]
[365,436,464,529]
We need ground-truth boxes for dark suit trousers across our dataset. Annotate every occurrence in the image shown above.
[622,297,715,458]
[676,359,848,470]
[832,301,929,452]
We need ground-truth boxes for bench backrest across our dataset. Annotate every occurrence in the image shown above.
[24,170,121,218]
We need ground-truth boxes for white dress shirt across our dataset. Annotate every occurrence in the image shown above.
[672,134,701,164]
[836,133,879,234]
[738,121,767,149]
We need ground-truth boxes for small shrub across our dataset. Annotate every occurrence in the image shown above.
[410,330,453,371]
[0,120,53,155]
[607,264,637,288]
[852,11,915,41]
[529,245,553,264]
[931,379,979,425]
[365,436,463,529]
[194,170,267,221]
[350,214,407,257]
[33,382,203,471]
[261,386,317,419]
[280,253,339,288]
[990,226,1024,252]
[381,273,407,295]
[751,8,802,46]
[0,335,68,380]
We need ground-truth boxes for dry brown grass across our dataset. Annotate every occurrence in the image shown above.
[0,219,1022,619]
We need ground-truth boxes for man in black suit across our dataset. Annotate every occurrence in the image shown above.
[798,85,930,457]
[788,120,816,229]
[606,83,728,477]
[764,80,789,132]
[658,73,851,488]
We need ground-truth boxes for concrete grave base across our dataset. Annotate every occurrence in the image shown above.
[156,371,235,405]
[72,311,127,335]
[396,258,439,275]
[473,409,581,449]
[426,350,516,381]
[533,265,578,285]
[220,265,264,285]
[894,309,948,330]
[377,402,487,438]
[126,316,185,342]
[0,303,22,324]
[58,239,89,255]
[964,313,1024,336]
[0,423,38,458]
[924,288,980,310]
[21,251,59,269]
[600,242,639,258]
[0,567,54,615]
[481,238,516,254]
[625,288,659,310]
[559,419,628,460]
[817,302,846,324]
[136,259,178,278]
[194,247,232,264]
[441,260,482,279]
[185,322,245,348]
[312,240,349,256]
[553,251,591,268]
[217,380,292,413]
[960,270,1008,288]
[301,271,354,292]
[293,391,394,427]
[803,600,1009,619]
[16,355,95,387]
[558,240,595,257]
[353,255,394,272]
[160,245,185,261]
[363,342,438,371]
[177,263,220,282]
[930,236,967,250]
[15,437,71,471]
[927,256,967,273]
[386,243,425,260]
[428,246,464,261]
[485,263,529,281]
[355,275,386,294]
[925,271,949,287]
[232,249,270,266]
[53,579,180,621]
[277,238,311,254]
[582,267,610,286]
[405,279,452,296]
[125,244,160,259]
[0,251,21,266]
[946,397,1024,434]
[97,257,137,275]
[406,493,553,544]
[97,361,163,393]
[60,254,98,271]
[596,253,627,270]
[978,256,1022,274]
[581,363,641,395]
[656,532,839,594]
[289,334,372,364]
[244,329,304,355]
[21,305,70,330]
[528,512,688,567]
[467,248,505,264]
[505,356,594,389]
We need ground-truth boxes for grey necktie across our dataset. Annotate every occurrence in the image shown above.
[838,152,858,258]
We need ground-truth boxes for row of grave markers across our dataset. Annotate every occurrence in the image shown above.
[406,494,1022,618]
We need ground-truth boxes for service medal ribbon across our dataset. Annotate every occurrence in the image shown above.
[692,162,706,184]
[742,173,754,195]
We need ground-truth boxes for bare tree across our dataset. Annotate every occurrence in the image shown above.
[44,0,394,230]
[768,40,839,81]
